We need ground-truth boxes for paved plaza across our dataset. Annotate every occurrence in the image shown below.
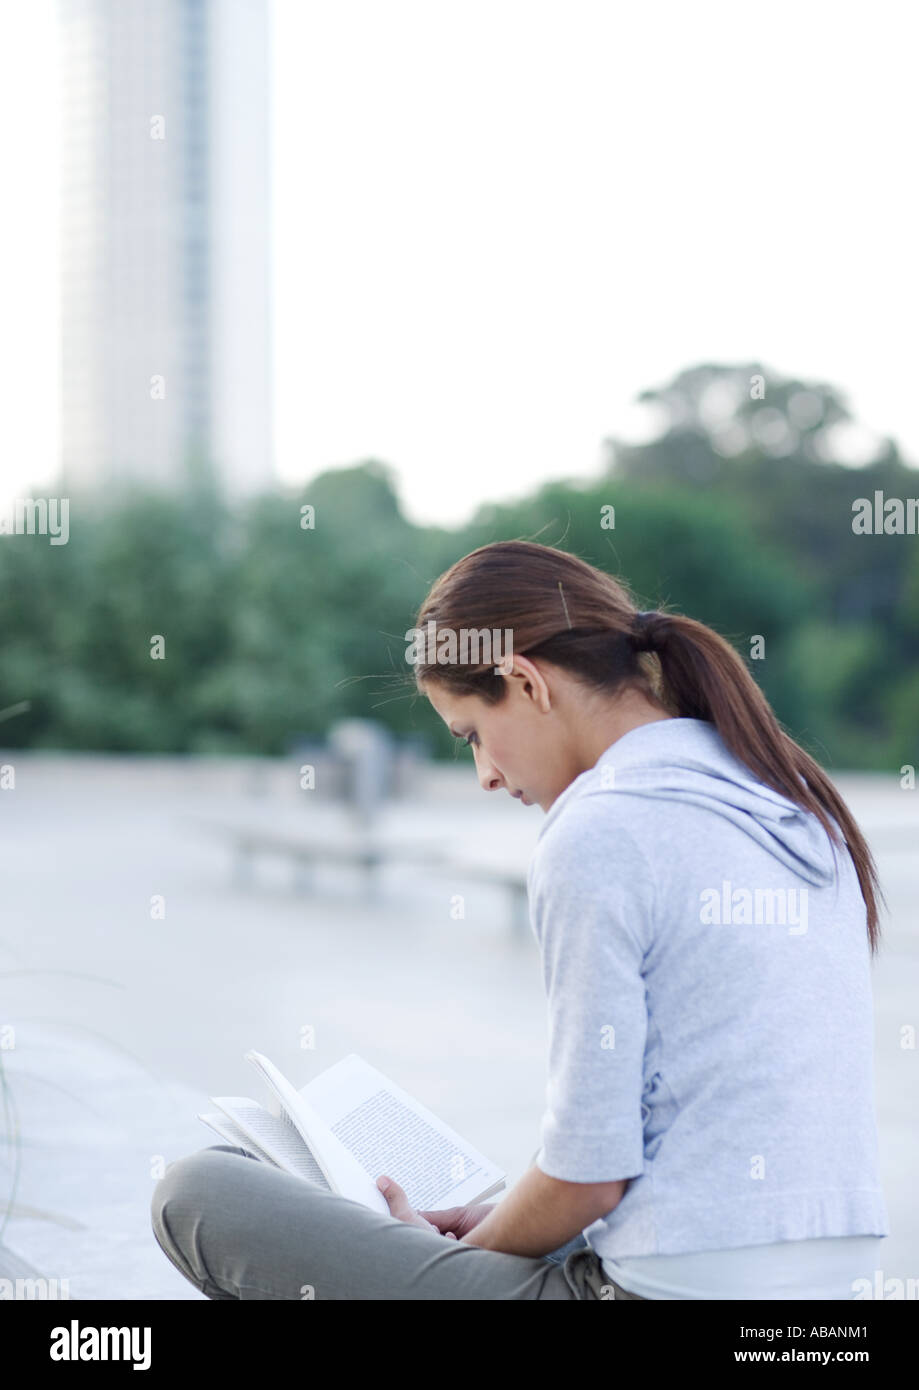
[0,754,915,1298]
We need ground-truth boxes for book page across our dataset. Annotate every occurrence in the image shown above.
[245,1051,389,1213]
[302,1055,505,1210]
[198,1109,280,1165]
[207,1097,332,1189]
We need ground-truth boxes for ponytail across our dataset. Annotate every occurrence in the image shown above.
[413,540,885,955]
[632,610,884,956]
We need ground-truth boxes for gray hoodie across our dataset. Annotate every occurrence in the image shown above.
[527,716,889,1261]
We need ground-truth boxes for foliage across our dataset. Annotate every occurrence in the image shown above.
[1,366,916,770]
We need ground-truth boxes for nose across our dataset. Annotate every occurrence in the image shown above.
[473,747,505,794]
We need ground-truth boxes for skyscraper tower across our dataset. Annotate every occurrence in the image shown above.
[59,0,274,497]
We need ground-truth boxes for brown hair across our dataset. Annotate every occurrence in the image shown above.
[413,539,884,955]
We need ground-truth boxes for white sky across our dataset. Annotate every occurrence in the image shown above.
[2,0,917,527]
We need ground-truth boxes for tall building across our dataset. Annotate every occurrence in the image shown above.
[59,0,274,498]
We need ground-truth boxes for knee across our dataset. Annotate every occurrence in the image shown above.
[151,1147,237,1246]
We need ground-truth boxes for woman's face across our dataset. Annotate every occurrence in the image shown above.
[422,659,581,812]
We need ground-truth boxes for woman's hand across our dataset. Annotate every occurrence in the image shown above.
[375,1176,461,1238]
[417,1202,496,1239]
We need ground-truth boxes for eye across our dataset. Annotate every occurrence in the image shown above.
[456,732,478,749]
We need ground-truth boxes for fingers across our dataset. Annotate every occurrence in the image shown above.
[376,1175,416,1222]
[378,1182,463,1239]
[419,1206,463,1233]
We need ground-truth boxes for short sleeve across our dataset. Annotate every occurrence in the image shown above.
[528,796,654,1183]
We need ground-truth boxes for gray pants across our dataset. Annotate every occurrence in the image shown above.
[150,1145,646,1300]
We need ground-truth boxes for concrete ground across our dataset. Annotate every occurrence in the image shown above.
[0,754,915,1299]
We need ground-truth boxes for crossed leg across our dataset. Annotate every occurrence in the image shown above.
[150,1145,610,1301]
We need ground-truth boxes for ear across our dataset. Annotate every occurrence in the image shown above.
[504,654,552,712]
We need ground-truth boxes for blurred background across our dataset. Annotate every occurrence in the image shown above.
[0,0,916,1299]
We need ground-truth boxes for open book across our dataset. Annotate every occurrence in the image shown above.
[198,1051,506,1216]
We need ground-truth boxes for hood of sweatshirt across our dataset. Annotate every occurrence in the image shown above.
[541,716,839,888]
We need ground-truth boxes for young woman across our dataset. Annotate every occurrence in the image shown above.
[152,540,889,1300]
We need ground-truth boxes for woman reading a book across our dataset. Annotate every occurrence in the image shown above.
[152,540,888,1300]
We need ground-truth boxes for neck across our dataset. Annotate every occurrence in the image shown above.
[572,688,674,776]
